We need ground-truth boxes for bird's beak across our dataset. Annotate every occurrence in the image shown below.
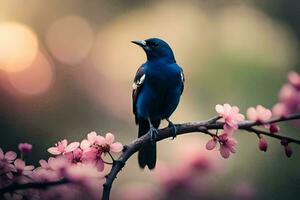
[131,40,147,48]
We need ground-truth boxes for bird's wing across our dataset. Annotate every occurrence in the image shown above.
[180,67,185,95]
[132,65,146,124]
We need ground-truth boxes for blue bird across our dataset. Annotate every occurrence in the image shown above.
[132,38,184,169]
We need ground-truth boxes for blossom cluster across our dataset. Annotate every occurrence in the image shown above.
[206,103,283,158]
[0,132,123,200]
[205,72,300,159]
[273,71,300,117]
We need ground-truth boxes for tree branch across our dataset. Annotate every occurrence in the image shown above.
[101,112,300,200]
[1,113,300,199]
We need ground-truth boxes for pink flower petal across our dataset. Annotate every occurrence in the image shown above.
[47,147,62,155]
[87,131,98,144]
[23,170,33,176]
[80,139,91,150]
[14,159,25,169]
[206,139,217,150]
[223,104,231,113]
[24,165,35,171]
[81,148,97,162]
[65,142,80,153]
[236,113,245,121]
[215,104,224,114]
[247,107,256,121]
[39,160,48,169]
[47,157,57,169]
[61,139,68,147]
[272,103,288,117]
[110,142,123,153]
[220,146,230,159]
[5,151,17,161]
[105,133,115,144]
[48,157,68,170]
[64,152,74,162]
[96,136,106,145]
[232,106,240,113]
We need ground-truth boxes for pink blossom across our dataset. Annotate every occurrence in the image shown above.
[18,143,32,153]
[247,105,272,123]
[272,103,289,117]
[0,148,17,163]
[34,157,69,181]
[82,147,104,171]
[48,139,80,155]
[288,71,300,90]
[96,133,123,153]
[38,157,56,170]
[14,159,34,176]
[0,148,17,180]
[258,137,268,152]
[64,148,83,163]
[39,157,69,171]
[215,104,245,135]
[272,74,300,117]
[218,133,237,159]
[80,131,99,150]
[278,84,300,113]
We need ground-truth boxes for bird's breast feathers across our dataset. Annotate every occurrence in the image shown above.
[144,64,182,87]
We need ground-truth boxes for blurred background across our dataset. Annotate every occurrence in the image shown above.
[0,0,300,199]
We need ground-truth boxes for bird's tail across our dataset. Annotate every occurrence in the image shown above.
[138,119,160,170]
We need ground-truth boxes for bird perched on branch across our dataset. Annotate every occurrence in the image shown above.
[132,38,184,169]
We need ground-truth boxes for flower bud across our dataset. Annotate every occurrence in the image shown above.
[206,138,217,150]
[258,137,268,152]
[284,145,293,158]
[269,124,280,134]
[18,143,32,153]
[280,139,289,146]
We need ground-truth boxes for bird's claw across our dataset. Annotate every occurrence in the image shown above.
[168,121,177,139]
[149,126,159,145]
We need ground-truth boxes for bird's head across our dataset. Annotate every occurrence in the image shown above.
[132,38,175,63]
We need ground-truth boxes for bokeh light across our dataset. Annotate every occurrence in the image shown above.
[46,16,94,65]
[7,51,54,95]
[0,22,38,72]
